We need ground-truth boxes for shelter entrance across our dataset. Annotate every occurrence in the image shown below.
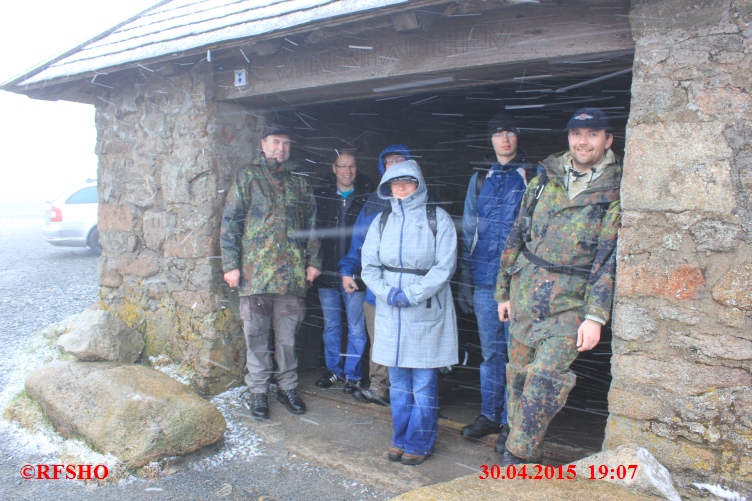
[253,52,633,459]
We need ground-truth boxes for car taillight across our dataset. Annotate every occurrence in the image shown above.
[50,206,63,222]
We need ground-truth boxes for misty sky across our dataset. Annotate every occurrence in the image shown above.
[0,1,158,206]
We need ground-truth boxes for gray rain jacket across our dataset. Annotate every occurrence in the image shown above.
[361,160,458,369]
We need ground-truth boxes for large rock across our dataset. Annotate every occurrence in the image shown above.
[573,445,681,501]
[57,309,145,362]
[25,361,226,468]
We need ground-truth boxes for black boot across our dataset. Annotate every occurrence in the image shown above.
[277,389,306,414]
[499,448,523,467]
[244,392,269,421]
[460,414,501,439]
[494,424,511,454]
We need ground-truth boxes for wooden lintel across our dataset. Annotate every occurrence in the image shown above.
[391,11,420,32]
[214,2,634,105]
[253,41,277,56]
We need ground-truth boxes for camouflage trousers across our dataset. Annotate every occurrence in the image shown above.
[504,334,578,459]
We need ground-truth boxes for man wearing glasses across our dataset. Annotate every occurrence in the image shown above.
[458,114,529,449]
[313,152,374,394]
[339,144,412,406]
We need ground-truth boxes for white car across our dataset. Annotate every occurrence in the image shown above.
[41,181,101,255]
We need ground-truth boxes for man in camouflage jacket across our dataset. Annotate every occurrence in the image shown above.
[220,125,321,421]
[495,108,621,465]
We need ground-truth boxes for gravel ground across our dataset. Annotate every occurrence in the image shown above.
[0,218,396,501]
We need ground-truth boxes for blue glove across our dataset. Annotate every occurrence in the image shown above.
[387,288,412,308]
[387,288,400,307]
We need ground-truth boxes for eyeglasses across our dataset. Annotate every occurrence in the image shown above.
[384,156,407,166]
[390,180,418,188]
[335,164,356,170]
[493,131,517,138]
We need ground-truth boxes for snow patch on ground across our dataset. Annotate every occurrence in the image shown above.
[0,325,63,410]
[192,387,264,470]
[149,355,193,386]
[693,483,748,501]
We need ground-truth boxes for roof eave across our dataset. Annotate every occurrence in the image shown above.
[0,0,172,90]
[3,0,449,95]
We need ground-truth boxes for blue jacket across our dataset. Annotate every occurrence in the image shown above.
[339,144,411,305]
[460,154,529,285]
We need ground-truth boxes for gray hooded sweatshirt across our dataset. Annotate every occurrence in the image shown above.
[361,160,458,369]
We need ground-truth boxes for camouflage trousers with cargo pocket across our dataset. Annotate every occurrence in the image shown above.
[504,335,578,460]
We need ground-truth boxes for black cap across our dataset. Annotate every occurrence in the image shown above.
[261,124,292,138]
[487,113,520,137]
[390,176,418,183]
[566,108,611,131]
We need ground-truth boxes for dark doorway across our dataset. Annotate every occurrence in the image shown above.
[279,54,632,458]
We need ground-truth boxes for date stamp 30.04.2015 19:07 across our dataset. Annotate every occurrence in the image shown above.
[479,463,639,481]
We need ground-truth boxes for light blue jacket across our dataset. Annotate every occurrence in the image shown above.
[361,160,458,369]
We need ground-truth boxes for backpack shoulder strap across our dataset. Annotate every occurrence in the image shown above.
[476,171,485,197]
[522,171,549,243]
[378,207,392,236]
[426,204,437,237]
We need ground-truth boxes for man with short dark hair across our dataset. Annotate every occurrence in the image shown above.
[313,152,373,393]
[220,125,321,420]
[458,114,529,446]
[495,108,622,465]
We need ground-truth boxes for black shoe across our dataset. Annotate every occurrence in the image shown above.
[315,371,344,389]
[461,414,501,439]
[343,379,362,394]
[277,389,306,415]
[243,392,269,421]
[500,448,523,467]
[494,424,511,454]
[352,388,390,406]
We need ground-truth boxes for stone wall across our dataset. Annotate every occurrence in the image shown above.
[605,0,752,490]
[94,60,257,394]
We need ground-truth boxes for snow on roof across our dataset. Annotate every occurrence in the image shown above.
[10,0,410,88]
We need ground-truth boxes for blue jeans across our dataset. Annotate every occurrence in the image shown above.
[474,284,508,425]
[318,286,367,380]
[389,367,438,456]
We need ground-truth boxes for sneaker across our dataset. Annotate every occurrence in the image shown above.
[401,453,430,466]
[315,371,344,389]
[352,388,390,406]
[343,379,362,394]
[387,447,403,462]
[243,392,269,421]
[493,424,511,454]
[460,414,501,439]
[277,389,306,415]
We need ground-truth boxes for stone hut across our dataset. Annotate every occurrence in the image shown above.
[2,0,749,491]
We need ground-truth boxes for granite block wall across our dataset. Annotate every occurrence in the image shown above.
[606,0,752,489]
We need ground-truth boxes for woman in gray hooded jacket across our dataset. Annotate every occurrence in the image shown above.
[361,159,458,465]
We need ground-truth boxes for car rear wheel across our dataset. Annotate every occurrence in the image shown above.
[88,226,102,256]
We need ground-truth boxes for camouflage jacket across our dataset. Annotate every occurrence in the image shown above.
[220,154,321,297]
[494,150,621,343]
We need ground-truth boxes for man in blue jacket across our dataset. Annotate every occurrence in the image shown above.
[457,114,529,447]
[339,144,412,406]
